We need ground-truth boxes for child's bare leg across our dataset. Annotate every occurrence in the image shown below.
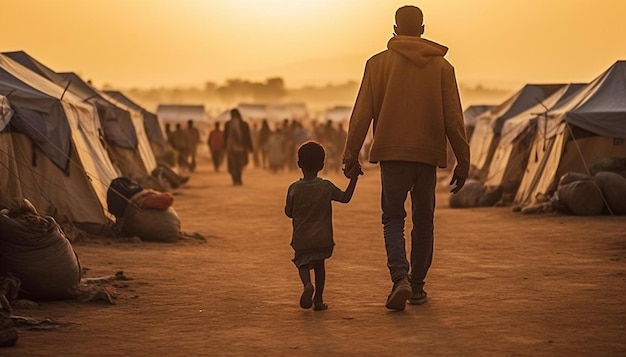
[298,266,314,309]
[312,260,328,310]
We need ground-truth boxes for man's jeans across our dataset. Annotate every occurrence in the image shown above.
[380,161,436,291]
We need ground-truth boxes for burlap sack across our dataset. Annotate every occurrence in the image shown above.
[557,179,604,216]
[594,171,626,215]
[0,214,81,300]
[121,204,180,243]
[449,180,483,208]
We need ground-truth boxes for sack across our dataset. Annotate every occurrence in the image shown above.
[594,171,626,215]
[557,179,604,216]
[107,177,143,218]
[0,212,81,300]
[449,180,482,208]
[122,204,180,243]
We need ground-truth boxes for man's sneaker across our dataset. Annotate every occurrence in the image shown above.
[408,290,428,305]
[385,278,411,311]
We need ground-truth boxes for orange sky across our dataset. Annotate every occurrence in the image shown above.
[3,0,626,90]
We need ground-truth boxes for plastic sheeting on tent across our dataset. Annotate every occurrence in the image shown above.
[0,54,73,170]
[104,90,169,161]
[104,90,166,144]
[102,90,157,173]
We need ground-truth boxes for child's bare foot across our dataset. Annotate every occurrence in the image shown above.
[313,302,328,311]
[300,283,314,309]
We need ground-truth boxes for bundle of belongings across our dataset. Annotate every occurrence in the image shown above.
[0,199,82,301]
[106,177,181,242]
[555,170,626,216]
[552,157,626,216]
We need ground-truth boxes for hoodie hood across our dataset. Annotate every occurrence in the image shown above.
[387,36,448,68]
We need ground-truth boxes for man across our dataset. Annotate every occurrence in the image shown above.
[342,5,470,311]
[186,119,201,172]
[224,109,253,186]
[172,123,191,173]
[207,122,225,172]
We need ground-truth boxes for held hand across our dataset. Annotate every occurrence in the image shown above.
[449,174,466,194]
[343,160,363,179]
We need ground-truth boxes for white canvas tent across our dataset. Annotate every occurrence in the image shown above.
[323,105,352,123]
[469,84,564,176]
[213,102,309,124]
[104,90,169,160]
[0,54,119,230]
[59,72,157,181]
[157,104,207,123]
[463,105,494,141]
[3,51,156,183]
[484,83,585,194]
[101,90,157,174]
[515,61,626,206]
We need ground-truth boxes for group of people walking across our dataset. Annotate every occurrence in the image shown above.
[203,111,350,184]
[165,120,201,173]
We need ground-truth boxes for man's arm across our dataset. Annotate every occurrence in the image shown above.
[442,64,470,193]
[342,64,374,178]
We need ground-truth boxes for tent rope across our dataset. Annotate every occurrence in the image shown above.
[565,124,615,216]
[0,139,57,208]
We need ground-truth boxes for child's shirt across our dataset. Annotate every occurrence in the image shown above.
[285,177,344,251]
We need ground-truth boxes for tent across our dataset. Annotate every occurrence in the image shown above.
[4,51,156,180]
[157,104,207,123]
[323,105,352,123]
[484,83,585,196]
[104,90,169,159]
[0,54,119,231]
[515,61,626,205]
[59,72,157,181]
[463,105,494,141]
[100,89,157,173]
[3,51,156,183]
[469,84,564,177]
[213,102,309,125]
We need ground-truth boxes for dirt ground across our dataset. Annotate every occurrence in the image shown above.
[4,154,626,357]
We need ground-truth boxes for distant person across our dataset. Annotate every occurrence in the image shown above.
[285,141,360,311]
[160,123,178,167]
[257,119,272,169]
[164,123,174,146]
[186,119,201,172]
[250,122,261,168]
[342,5,470,311]
[224,108,253,185]
[171,123,191,173]
[266,126,284,173]
[281,118,296,171]
[207,122,225,172]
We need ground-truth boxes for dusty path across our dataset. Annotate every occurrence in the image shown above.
[4,157,626,356]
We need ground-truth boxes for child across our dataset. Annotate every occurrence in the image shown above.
[284,141,360,310]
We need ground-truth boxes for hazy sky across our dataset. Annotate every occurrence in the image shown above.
[3,0,626,89]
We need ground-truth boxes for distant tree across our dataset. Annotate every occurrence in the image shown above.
[204,81,217,93]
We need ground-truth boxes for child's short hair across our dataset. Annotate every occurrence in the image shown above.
[297,141,325,171]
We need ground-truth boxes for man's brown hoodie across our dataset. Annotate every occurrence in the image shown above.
[343,35,470,178]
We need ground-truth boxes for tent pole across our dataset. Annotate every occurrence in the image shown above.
[565,124,614,216]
